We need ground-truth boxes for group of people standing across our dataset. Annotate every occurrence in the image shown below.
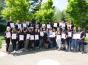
[5,21,87,54]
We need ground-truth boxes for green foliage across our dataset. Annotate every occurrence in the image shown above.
[54,9,63,22]
[0,39,2,48]
[34,0,54,23]
[66,0,88,29]
[0,0,5,14]
[1,0,31,23]
[0,23,6,32]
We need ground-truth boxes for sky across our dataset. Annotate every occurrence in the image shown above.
[43,0,68,11]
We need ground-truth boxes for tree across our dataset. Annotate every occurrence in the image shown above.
[0,0,5,15]
[1,0,31,23]
[66,0,88,29]
[34,0,54,23]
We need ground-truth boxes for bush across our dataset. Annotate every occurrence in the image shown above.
[0,24,6,33]
[0,39,2,49]
[85,37,88,43]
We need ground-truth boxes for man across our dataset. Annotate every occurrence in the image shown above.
[79,30,86,53]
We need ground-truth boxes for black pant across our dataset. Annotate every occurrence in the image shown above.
[6,38,10,52]
[11,39,17,51]
[18,41,24,50]
[35,40,39,48]
[79,40,85,52]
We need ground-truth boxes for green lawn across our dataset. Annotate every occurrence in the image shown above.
[0,34,4,48]
[85,37,88,43]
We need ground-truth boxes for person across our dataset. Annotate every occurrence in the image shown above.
[5,27,11,53]
[34,28,40,49]
[56,27,62,50]
[18,28,25,50]
[66,27,73,51]
[11,28,17,53]
[52,28,57,48]
[59,21,66,31]
[30,27,35,50]
[61,30,67,50]
[47,28,53,48]
[39,28,44,49]
[79,30,86,53]
[24,28,30,50]
[7,17,12,27]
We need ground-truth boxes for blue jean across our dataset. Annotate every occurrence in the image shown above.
[39,38,44,48]
[72,39,79,51]
[66,38,72,51]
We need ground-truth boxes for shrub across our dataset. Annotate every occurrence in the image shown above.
[0,39,2,49]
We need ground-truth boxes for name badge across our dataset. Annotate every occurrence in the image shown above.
[26,34,30,39]
[47,24,51,28]
[30,35,34,40]
[56,35,61,39]
[12,34,16,39]
[73,34,80,39]
[6,32,11,38]
[19,35,24,40]
[10,23,15,28]
[54,23,57,27]
[62,23,65,28]
[40,32,44,36]
[42,24,45,27]
[61,33,66,39]
[68,32,72,37]
[18,24,21,29]
[35,35,39,40]
[23,23,27,27]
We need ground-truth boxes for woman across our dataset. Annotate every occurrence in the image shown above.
[61,30,67,50]
[5,27,11,53]
[18,28,25,50]
[56,28,62,50]
[11,28,17,52]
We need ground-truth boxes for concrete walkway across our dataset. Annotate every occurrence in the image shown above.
[0,42,88,65]
[0,48,88,65]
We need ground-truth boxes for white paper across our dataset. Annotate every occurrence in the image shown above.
[42,24,45,27]
[68,32,72,37]
[36,24,39,28]
[30,35,34,40]
[19,35,24,40]
[26,22,29,25]
[23,23,27,27]
[54,23,57,27]
[56,35,61,39]
[73,34,80,39]
[62,23,66,28]
[18,24,21,29]
[10,23,15,28]
[12,34,16,39]
[40,32,44,36]
[49,32,55,38]
[35,35,39,40]
[52,32,56,37]
[6,32,11,38]
[26,34,30,39]
[59,22,62,27]
[59,22,65,28]
[61,33,66,39]
[47,24,51,28]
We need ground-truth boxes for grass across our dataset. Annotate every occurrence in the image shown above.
[0,33,4,49]
[85,37,88,43]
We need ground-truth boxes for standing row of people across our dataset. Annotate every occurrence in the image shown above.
[5,21,87,54]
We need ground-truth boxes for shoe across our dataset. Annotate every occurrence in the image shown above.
[11,51,16,54]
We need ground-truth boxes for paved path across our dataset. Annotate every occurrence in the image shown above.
[0,49,88,65]
[0,41,88,65]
